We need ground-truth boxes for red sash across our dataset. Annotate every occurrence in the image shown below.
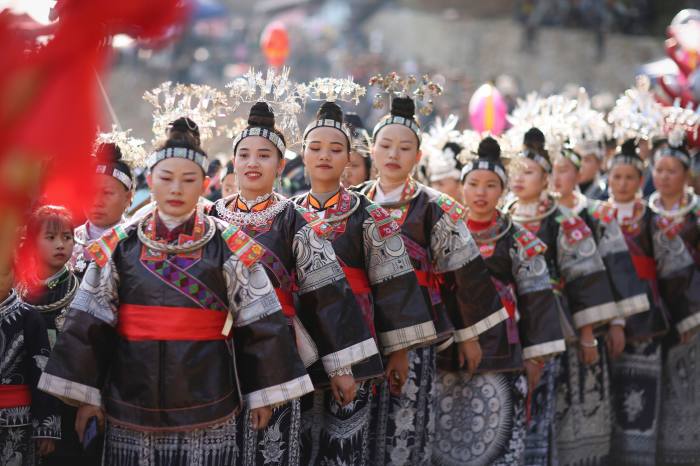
[341,266,371,295]
[632,255,657,281]
[117,304,228,341]
[0,385,31,408]
[274,289,296,318]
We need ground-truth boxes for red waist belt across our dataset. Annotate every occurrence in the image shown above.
[117,304,228,341]
[274,289,296,318]
[342,266,371,295]
[0,385,31,408]
[632,255,657,281]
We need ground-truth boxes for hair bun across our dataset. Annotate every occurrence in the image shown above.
[248,101,276,129]
[317,101,344,123]
[390,96,416,120]
[620,138,638,157]
[523,127,545,150]
[345,112,365,130]
[477,136,501,162]
[95,142,122,163]
[443,141,463,158]
[168,117,200,137]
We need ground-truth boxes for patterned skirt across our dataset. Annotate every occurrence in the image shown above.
[524,356,560,466]
[369,345,436,466]
[555,339,612,466]
[103,416,238,466]
[239,399,302,466]
[658,336,700,466]
[300,381,374,466]
[0,425,35,466]
[609,340,662,466]
[433,370,527,466]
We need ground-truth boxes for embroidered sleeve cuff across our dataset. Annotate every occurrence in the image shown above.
[610,317,626,327]
[572,302,620,329]
[321,338,379,373]
[523,339,566,360]
[245,374,314,410]
[453,307,509,343]
[38,373,102,408]
[379,321,437,354]
[616,294,650,318]
[677,312,700,335]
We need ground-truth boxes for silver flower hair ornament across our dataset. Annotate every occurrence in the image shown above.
[607,75,665,140]
[369,72,443,115]
[567,87,611,146]
[305,77,366,104]
[143,82,230,144]
[663,102,700,147]
[95,125,148,167]
[226,67,307,145]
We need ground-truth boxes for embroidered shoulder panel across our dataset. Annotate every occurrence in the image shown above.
[436,194,466,222]
[221,225,264,268]
[588,201,616,225]
[556,214,592,245]
[293,204,333,238]
[365,203,401,239]
[87,225,129,267]
[512,227,547,258]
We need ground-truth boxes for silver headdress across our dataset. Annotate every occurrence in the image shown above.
[421,115,464,182]
[567,88,611,159]
[302,77,367,144]
[652,102,700,167]
[95,125,147,168]
[143,82,230,144]
[369,72,443,116]
[226,67,307,147]
[607,75,664,141]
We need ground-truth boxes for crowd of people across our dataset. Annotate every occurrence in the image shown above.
[2,68,700,466]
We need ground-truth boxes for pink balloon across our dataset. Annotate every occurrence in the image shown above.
[469,83,507,135]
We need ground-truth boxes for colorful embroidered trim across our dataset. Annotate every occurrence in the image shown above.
[513,229,547,258]
[366,204,401,239]
[436,194,466,222]
[88,226,128,267]
[589,202,616,225]
[558,215,592,244]
[294,204,333,237]
[143,259,228,311]
[221,225,264,267]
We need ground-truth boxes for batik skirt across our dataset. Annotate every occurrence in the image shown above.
[433,370,527,466]
[369,345,436,466]
[658,335,700,466]
[609,340,662,466]
[300,381,374,465]
[0,425,35,466]
[524,356,560,466]
[555,338,612,466]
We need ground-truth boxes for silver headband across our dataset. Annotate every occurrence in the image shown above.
[520,149,552,173]
[461,159,507,185]
[303,119,352,147]
[653,147,690,167]
[561,148,582,170]
[610,155,645,173]
[147,147,209,172]
[96,164,133,190]
[233,127,286,155]
[373,115,421,143]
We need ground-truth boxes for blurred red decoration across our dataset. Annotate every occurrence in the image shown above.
[260,21,289,67]
[0,0,189,280]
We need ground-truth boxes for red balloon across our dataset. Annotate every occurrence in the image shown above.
[260,21,289,67]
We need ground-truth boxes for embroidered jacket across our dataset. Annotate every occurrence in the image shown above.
[355,179,508,344]
[293,188,437,381]
[506,196,618,339]
[438,212,565,372]
[0,290,60,439]
[211,194,379,387]
[559,194,650,321]
[39,210,312,430]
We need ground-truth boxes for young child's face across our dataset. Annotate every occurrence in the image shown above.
[37,220,74,272]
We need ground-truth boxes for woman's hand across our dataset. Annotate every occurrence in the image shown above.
[606,324,626,360]
[75,404,105,442]
[250,406,272,431]
[457,339,482,374]
[579,325,599,366]
[330,373,357,406]
[36,438,55,456]
[385,348,409,396]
